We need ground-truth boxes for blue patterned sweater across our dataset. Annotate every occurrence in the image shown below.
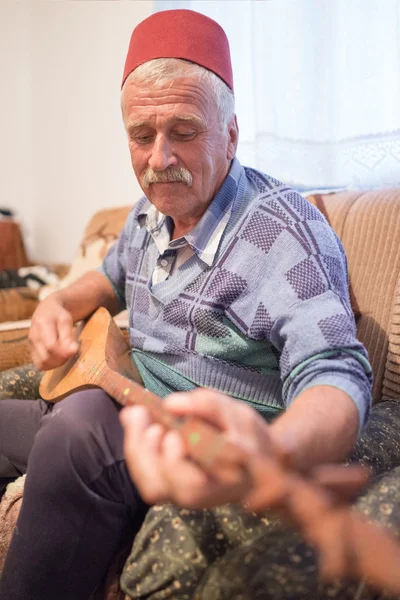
[100,159,372,429]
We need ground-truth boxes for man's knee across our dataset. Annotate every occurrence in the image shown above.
[29,389,125,485]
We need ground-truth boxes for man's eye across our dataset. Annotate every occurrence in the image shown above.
[174,131,196,141]
[134,136,153,145]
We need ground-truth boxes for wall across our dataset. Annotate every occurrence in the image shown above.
[1,0,153,263]
[0,0,34,256]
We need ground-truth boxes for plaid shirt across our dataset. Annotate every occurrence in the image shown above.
[138,159,241,284]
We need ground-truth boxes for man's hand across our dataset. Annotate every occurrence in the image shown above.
[28,270,120,371]
[121,385,359,509]
[28,294,79,370]
[120,388,274,508]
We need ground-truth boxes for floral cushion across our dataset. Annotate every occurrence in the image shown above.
[0,364,42,401]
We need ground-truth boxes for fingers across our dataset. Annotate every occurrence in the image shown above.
[121,405,209,505]
[57,313,79,353]
[29,309,78,370]
[120,406,170,504]
[161,431,212,503]
[121,404,252,508]
[165,389,272,455]
[311,464,370,504]
[121,390,275,509]
[165,389,234,429]
[160,430,250,508]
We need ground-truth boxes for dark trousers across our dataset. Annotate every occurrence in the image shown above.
[0,390,147,600]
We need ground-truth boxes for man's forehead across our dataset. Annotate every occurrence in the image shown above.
[121,79,216,128]
[123,75,210,104]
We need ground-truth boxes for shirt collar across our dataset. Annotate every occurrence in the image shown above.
[138,158,244,266]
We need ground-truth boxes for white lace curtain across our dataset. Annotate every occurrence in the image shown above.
[156,0,400,190]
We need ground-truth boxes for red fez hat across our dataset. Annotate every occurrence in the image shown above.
[122,9,234,91]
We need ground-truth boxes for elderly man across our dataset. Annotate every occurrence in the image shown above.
[0,9,372,600]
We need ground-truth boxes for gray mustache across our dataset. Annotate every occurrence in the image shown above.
[142,167,193,187]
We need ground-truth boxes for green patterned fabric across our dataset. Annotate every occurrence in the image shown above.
[122,505,377,600]
[0,364,42,400]
[350,400,400,477]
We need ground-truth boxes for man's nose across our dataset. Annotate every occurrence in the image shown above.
[148,135,177,171]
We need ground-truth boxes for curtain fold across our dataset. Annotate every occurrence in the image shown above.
[155,0,400,189]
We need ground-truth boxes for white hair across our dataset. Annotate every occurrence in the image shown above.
[121,58,235,130]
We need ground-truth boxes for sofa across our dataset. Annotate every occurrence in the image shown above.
[1,187,400,599]
[0,205,132,381]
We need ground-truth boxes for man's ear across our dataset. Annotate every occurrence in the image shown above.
[227,115,239,160]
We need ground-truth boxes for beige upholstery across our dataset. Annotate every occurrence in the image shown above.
[384,272,400,399]
[39,205,132,299]
[307,188,400,403]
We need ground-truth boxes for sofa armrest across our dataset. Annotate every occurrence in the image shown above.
[0,326,32,372]
[0,288,39,324]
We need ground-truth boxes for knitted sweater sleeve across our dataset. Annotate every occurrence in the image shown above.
[97,204,141,312]
[225,187,373,431]
[270,287,372,432]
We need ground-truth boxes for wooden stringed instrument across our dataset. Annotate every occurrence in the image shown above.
[39,307,400,595]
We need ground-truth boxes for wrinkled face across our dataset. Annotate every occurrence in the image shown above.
[121,74,238,227]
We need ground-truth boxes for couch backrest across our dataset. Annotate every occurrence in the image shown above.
[307,189,400,403]
[63,205,133,287]
[39,205,132,301]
